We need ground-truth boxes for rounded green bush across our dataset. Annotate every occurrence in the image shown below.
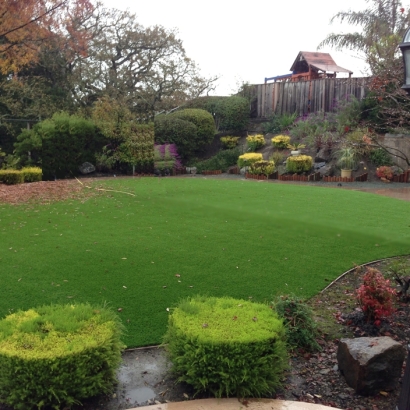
[286,155,313,173]
[0,304,125,410]
[183,96,249,131]
[155,109,215,161]
[163,296,288,398]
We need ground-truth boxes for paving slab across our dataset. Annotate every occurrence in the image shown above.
[133,398,342,410]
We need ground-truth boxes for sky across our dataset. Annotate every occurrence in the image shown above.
[101,0,371,95]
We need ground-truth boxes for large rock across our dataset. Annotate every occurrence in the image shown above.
[337,337,405,395]
[315,147,332,162]
[79,162,95,174]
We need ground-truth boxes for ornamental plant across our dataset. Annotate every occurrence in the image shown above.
[376,165,394,180]
[163,296,288,398]
[246,134,265,151]
[286,155,313,173]
[271,135,291,149]
[237,153,262,168]
[287,142,306,151]
[220,136,240,149]
[273,294,321,352]
[154,144,182,172]
[249,160,275,176]
[356,267,396,325]
[0,304,125,410]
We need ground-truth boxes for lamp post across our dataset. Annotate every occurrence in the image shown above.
[399,27,410,93]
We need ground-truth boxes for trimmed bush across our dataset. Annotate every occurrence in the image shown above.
[249,160,275,176]
[21,167,42,182]
[163,296,288,398]
[0,169,24,185]
[286,155,313,173]
[246,134,265,151]
[273,295,321,352]
[220,136,240,149]
[183,96,249,132]
[0,304,125,410]
[237,153,263,168]
[271,135,291,149]
[155,109,215,161]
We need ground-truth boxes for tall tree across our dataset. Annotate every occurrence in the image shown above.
[0,0,94,74]
[69,7,217,116]
[318,0,410,73]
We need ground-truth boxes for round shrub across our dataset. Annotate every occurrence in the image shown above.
[0,304,125,410]
[286,155,313,173]
[220,136,240,149]
[237,152,263,168]
[183,96,249,131]
[246,134,265,151]
[271,135,290,149]
[250,160,275,176]
[163,296,288,398]
[154,115,197,161]
[155,109,215,161]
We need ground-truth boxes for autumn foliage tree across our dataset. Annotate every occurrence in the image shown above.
[0,0,94,74]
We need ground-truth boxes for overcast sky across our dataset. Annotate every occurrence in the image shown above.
[102,0,372,95]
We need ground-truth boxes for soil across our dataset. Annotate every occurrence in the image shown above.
[1,177,410,410]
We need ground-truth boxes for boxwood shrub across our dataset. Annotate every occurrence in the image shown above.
[0,304,125,410]
[163,296,288,398]
[21,167,42,182]
[0,169,24,185]
[286,155,313,173]
[155,109,215,161]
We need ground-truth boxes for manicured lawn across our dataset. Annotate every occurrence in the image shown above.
[1,178,409,347]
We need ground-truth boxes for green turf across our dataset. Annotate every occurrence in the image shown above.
[1,178,409,347]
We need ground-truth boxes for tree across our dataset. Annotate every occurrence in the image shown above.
[318,0,410,73]
[0,0,94,74]
[69,7,218,117]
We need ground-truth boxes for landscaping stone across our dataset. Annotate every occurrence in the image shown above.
[315,148,331,162]
[337,336,405,395]
[79,162,96,174]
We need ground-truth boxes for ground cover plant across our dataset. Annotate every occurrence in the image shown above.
[0,178,409,347]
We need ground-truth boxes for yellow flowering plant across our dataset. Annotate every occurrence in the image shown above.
[286,155,313,173]
[249,160,275,176]
[246,134,265,151]
[237,153,263,168]
[220,136,240,149]
[271,135,291,149]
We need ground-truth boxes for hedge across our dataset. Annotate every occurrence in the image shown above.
[163,296,288,398]
[0,304,124,409]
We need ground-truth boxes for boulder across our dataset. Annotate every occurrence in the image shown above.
[337,337,405,395]
[185,167,197,175]
[315,147,331,162]
[79,162,95,174]
[317,164,335,177]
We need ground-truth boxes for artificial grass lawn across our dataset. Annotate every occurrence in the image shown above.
[1,178,409,347]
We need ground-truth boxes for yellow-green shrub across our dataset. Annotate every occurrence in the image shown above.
[250,160,275,176]
[286,155,313,173]
[271,135,291,149]
[246,134,265,151]
[163,296,288,398]
[0,170,24,185]
[220,136,240,149]
[237,153,262,168]
[21,167,42,182]
[0,304,125,410]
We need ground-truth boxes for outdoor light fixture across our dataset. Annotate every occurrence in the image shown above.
[399,27,410,94]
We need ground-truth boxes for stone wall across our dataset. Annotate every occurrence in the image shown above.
[380,134,410,171]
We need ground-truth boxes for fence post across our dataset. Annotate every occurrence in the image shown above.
[397,344,410,410]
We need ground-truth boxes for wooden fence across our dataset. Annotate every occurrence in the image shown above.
[250,77,370,118]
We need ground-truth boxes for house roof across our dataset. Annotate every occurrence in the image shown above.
[290,51,353,74]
